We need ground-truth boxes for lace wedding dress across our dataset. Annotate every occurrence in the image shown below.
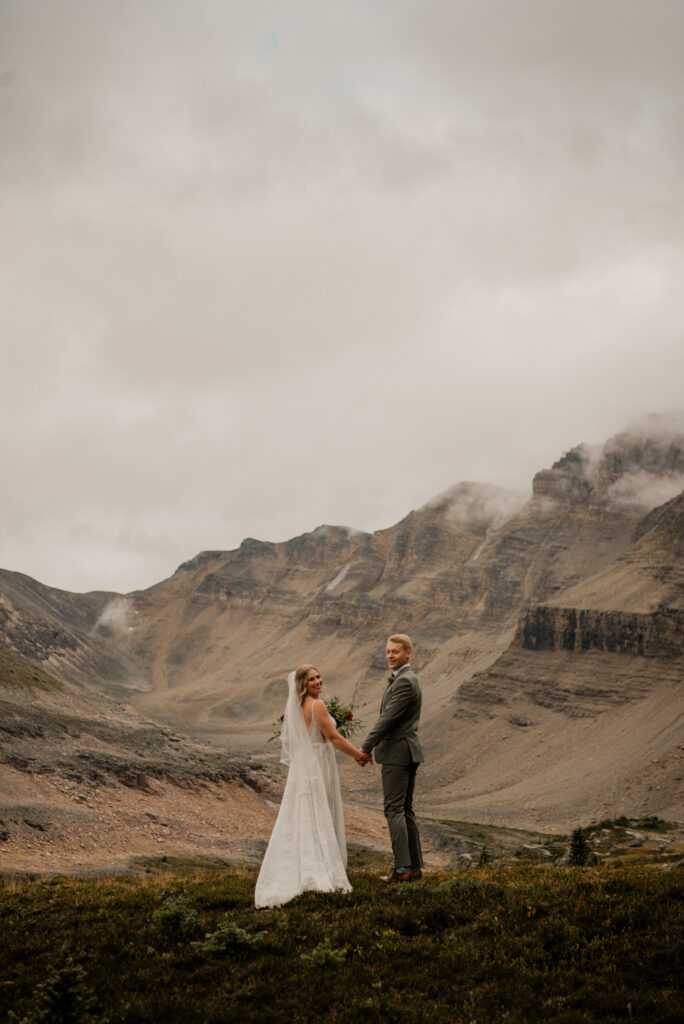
[254,674,352,909]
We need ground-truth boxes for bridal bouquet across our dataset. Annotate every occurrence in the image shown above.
[269,696,364,743]
[325,695,364,738]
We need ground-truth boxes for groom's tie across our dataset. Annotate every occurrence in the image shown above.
[386,672,395,685]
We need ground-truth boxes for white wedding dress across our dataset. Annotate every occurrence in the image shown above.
[255,675,351,909]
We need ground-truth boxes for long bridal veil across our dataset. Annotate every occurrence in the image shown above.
[279,669,311,768]
[254,671,351,908]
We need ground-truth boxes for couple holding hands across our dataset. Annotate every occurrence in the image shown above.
[255,634,424,909]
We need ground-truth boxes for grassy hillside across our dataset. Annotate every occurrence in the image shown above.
[1,865,682,1024]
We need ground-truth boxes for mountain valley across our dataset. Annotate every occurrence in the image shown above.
[1,417,682,870]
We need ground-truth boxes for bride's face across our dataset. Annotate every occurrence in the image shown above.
[305,668,323,698]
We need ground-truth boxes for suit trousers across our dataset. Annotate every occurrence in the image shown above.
[381,761,423,869]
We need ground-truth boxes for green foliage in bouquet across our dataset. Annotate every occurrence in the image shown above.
[269,696,363,743]
[324,695,364,738]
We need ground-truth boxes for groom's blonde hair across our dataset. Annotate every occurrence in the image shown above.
[388,633,412,652]
[295,664,320,705]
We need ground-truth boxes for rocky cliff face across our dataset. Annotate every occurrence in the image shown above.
[519,605,684,656]
[1,418,683,832]
[421,471,684,829]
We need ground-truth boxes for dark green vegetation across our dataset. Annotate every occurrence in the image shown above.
[1,865,682,1024]
[421,814,683,869]
[569,828,591,866]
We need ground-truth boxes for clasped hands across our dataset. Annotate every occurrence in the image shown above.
[355,751,373,767]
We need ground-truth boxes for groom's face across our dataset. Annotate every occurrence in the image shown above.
[386,641,411,671]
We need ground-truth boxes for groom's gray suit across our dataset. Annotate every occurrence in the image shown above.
[361,664,424,870]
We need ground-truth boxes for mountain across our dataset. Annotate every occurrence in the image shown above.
[424,488,684,830]
[1,416,683,842]
[0,643,290,874]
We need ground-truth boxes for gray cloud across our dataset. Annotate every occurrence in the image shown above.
[427,482,528,530]
[93,596,133,635]
[1,1,683,592]
[606,470,684,510]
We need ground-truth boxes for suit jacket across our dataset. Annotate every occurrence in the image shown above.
[361,664,424,765]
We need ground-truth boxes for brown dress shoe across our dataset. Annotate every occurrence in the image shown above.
[381,868,415,883]
[410,869,423,880]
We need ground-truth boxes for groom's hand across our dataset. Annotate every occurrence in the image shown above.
[356,752,372,766]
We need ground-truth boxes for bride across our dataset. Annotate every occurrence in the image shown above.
[255,665,369,908]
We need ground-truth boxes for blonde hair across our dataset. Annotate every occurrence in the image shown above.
[295,664,320,705]
[388,633,413,653]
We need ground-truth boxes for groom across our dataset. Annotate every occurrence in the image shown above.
[357,633,424,882]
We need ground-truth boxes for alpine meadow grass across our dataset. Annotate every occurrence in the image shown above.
[1,865,682,1023]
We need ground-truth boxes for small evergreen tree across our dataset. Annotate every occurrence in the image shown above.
[568,827,589,866]
[8,950,107,1024]
[478,845,490,867]
[151,895,199,942]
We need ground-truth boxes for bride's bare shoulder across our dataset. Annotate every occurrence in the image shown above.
[312,698,330,721]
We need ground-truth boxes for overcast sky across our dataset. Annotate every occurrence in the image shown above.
[1,0,682,594]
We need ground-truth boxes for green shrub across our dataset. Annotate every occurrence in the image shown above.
[636,815,668,831]
[597,816,629,829]
[7,950,107,1024]
[151,895,199,941]
[190,919,266,958]
[300,938,347,966]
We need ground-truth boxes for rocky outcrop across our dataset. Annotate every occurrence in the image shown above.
[0,602,80,662]
[533,420,684,508]
[175,550,226,574]
[533,446,596,502]
[194,573,267,604]
[518,605,684,657]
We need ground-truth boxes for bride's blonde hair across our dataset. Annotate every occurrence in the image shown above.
[295,664,320,705]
